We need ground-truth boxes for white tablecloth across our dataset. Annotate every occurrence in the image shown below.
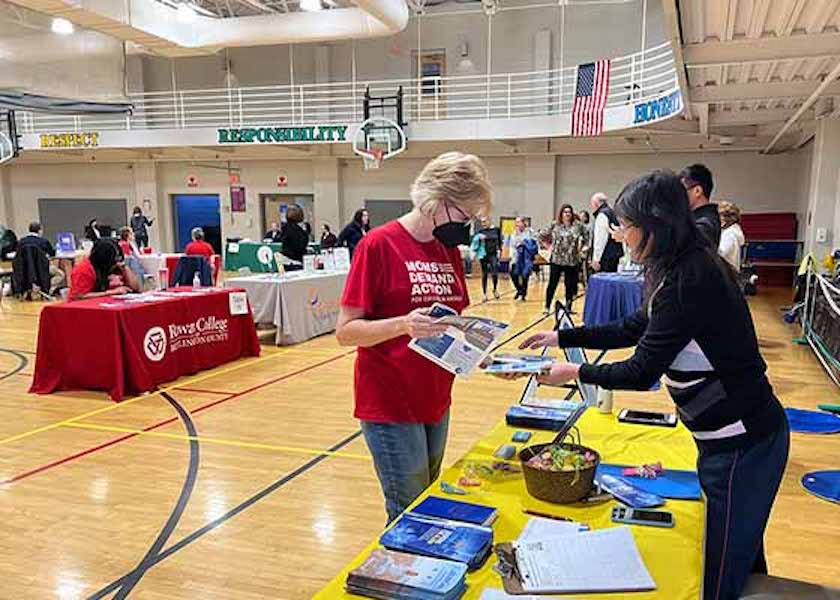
[224,270,348,345]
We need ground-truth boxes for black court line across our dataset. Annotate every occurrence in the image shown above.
[93,391,200,600]
[0,348,29,382]
[88,429,363,599]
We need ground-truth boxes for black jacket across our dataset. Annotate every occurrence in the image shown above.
[12,244,50,295]
[172,255,212,286]
[694,203,721,248]
[264,229,283,244]
[131,215,153,238]
[280,223,310,264]
[559,245,784,453]
[321,232,338,249]
[593,204,624,263]
[338,222,367,255]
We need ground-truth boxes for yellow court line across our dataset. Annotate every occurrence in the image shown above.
[63,421,371,461]
[0,348,297,446]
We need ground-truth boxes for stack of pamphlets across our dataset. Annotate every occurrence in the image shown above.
[409,303,509,375]
[380,514,494,570]
[346,548,467,600]
[412,496,498,527]
[482,353,554,375]
[505,404,582,431]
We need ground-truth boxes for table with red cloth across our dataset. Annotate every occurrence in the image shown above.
[31,287,260,401]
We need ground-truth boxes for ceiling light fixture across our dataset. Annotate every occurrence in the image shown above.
[300,0,324,11]
[177,2,198,23]
[51,17,74,35]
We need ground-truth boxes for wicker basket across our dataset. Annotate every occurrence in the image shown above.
[519,431,600,504]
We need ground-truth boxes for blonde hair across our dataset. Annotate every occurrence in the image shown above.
[718,200,741,225]
[410,152,492,218]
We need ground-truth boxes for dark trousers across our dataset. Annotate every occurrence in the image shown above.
[510,270,529,299]
[599,255,620,273]
[480,256,499,295]
[135,234,149,249]
[545,263,579,309]
[698,417,789,600]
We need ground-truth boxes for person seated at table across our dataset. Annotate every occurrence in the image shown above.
[517,170,789,600]
[185,227,214,259]
[69,238,140,301]
[279,205,309,271]
[320,224,337,250]
[18,221,66,294]
[264,222,282,244]
[118,226,138,256]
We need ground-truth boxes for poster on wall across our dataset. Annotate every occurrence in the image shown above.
[230,186,247,213]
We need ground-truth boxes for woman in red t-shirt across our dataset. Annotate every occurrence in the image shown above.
[336,152,493,522]
[69,238,141,301]
[184,227,215,259]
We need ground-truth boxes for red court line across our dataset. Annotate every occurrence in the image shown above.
[174,387,235,396]
[2,350,356,486]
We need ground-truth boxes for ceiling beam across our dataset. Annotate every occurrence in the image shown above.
[691,79,840,102]
[710,107,814,126]
[684,32,840,67]
[661,0,693,119]
[765,58,840,152]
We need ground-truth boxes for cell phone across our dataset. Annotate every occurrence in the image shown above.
[617,409,678,427]
[512,430,532,443]
[611,506,674,528]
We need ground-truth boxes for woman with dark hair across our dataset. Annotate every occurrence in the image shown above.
[85,218,102,242]
[542,204,585,314]
[471,215,502,302]
[130,207,154,249]
[279,204,309,270]
[69,238,140,300]
[338,209,370,256]
[518,170,789,600]
[321,224,338,250]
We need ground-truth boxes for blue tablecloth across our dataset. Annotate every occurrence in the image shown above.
[584,272,644,327]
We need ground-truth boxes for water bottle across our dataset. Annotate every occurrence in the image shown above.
[192,272,201,289]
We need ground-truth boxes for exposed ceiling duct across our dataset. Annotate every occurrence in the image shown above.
[5,0,409,56]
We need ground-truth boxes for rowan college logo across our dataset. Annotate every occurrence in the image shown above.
[144,326,167,362]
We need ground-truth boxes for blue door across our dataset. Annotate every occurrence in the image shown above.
[173,194,221,253]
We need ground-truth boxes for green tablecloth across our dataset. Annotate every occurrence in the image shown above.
[224,241,283,272]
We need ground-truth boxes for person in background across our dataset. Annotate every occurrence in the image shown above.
[542,204,585,314]
[118,226,138,256]
[578,210,592,287]
[338,209,370,256]
[471,215,502,302]
[130,207,154,249]
[681,163,721,247]
[336,152,492,523]
[459,243,473,278]
[185,227,214,259]
[279,205,309,270]
[590,192,624,273]
[85,218,102,242]
[320,224,338,249]
[69,238,140,300]
[264,221,283,244]
[519,171,789,600]
[18,221,65,293]
[507,216,536,301]
[718,201,745,272]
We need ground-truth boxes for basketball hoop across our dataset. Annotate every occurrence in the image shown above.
[0,132,13,165]
[360,147,385,171]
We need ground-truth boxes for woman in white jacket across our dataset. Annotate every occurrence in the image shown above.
[718,201,745,271]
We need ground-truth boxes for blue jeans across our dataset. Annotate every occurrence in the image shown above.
[698,416,789,600]
[361,411,450,523]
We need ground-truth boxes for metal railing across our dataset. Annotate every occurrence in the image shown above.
[16,42,676,134]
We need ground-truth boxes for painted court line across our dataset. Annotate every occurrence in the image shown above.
[0,348,296,447]
[173,387,235,397]
[1,350,357,485]
[64,422,371,460]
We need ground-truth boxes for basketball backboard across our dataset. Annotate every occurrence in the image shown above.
[352,116,406,170]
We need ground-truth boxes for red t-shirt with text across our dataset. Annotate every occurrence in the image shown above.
[341,220,469,423]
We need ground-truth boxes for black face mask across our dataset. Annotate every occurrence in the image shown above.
[432,204,471,248]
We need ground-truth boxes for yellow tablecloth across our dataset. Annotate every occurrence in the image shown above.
[315,409,704,599]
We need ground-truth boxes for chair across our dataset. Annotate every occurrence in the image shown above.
[172,255,212,286]
[12,244,52,300]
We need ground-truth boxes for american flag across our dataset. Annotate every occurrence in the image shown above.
[571,60,611,136]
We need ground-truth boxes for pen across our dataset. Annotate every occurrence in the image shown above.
[522,509,572,521]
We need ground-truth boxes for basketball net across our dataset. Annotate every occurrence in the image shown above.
[360,147,384,171]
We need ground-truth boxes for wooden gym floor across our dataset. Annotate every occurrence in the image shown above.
[0,275,837,599]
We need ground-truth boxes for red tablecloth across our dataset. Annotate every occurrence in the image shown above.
[31,287,260,401]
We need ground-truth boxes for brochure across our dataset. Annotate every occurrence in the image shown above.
[483,353,554,375]
[409,303,509,376]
